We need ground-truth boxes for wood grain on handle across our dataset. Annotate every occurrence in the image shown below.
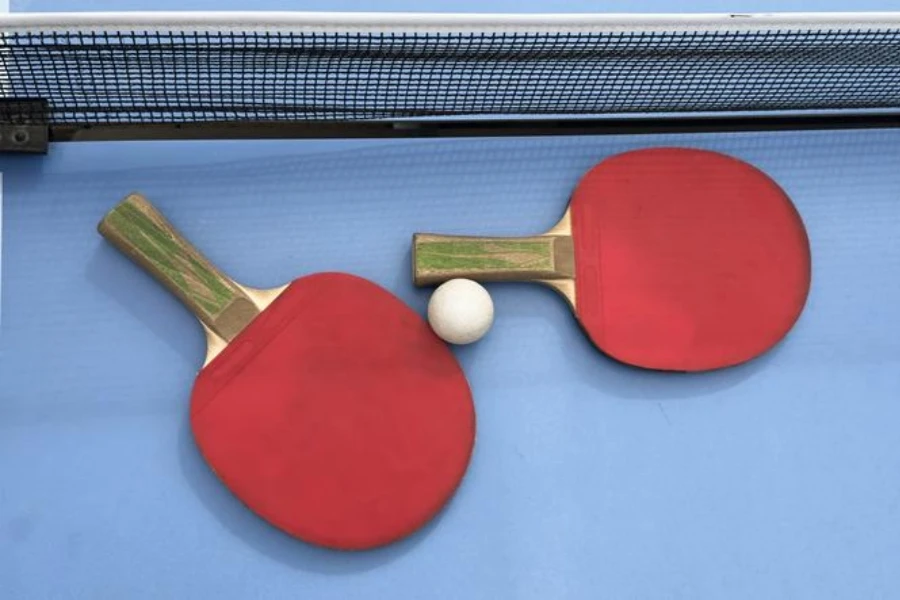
[413,233,574,286]
[98,193,260,342]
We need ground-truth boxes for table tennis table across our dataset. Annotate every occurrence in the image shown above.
[1,1,899,599]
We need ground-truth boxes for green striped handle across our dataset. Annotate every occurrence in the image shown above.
[413,233,574,286]
[98,193,259,342]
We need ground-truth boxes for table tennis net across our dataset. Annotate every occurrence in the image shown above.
[2,12,900,126]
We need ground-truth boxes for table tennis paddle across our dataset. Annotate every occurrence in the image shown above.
[98,193,475,551]
[413,147,811,372]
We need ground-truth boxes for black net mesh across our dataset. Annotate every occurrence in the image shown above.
[2,25,900,125]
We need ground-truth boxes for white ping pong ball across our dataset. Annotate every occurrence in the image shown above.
[427,279,494,345]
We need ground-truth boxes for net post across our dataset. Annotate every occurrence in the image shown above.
[0,99,49,153]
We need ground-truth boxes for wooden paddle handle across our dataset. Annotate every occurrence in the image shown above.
[412,233,574,286]
[98,193,259,342]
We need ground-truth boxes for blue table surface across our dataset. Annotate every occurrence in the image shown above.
[3,1,900,599]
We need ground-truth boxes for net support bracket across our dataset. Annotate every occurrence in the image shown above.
[1,99,50,154]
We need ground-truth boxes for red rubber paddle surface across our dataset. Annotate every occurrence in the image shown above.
[189,273,475,550]
[570,147,811,371]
